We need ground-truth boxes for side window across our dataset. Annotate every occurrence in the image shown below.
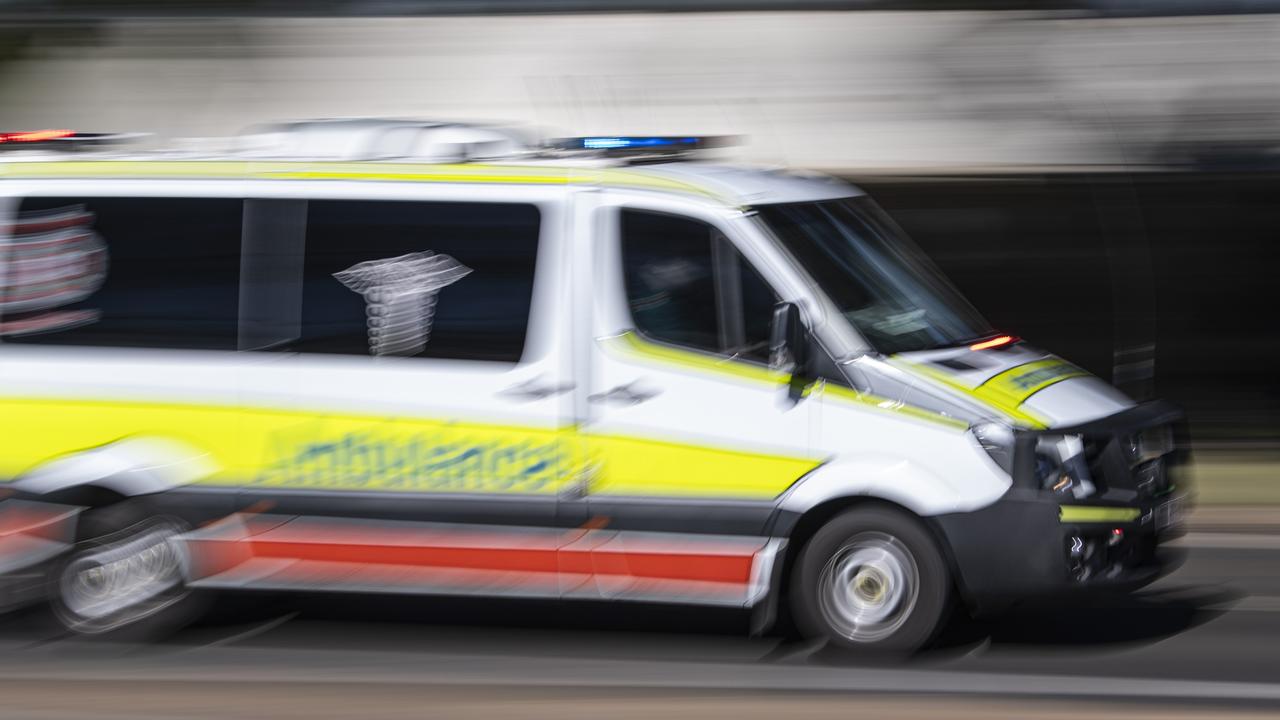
[294,200,540,362]
[621,209,779,363]
[1,197,242,350]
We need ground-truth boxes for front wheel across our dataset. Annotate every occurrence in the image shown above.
[789,507,952,654]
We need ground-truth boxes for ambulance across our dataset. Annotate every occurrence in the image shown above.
[0,122,1189,651]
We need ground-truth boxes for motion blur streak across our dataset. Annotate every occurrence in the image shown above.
[0,129,74,143]
[2,2,1280,718]
[181,513,776,606]
[0,682,1275,720]
[0,9,1277,169]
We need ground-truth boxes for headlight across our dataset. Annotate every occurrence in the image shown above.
[971,423,1095,499]
[971,422,1015,475]
[1037,434,1095,500]
[1122,425,1174,466]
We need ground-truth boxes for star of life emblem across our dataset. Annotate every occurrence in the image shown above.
[333,251,472,357]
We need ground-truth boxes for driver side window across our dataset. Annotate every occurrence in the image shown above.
[620,209,778,364]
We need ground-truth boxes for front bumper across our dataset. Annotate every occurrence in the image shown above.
[936,399,1192,610]
[934,487,1188,611]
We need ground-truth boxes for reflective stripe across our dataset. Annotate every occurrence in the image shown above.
[0,393,817,501]
[0,396,576,494]
[183,513,779,607]
[603,330,785,385]
[592,332,819,498]
[980,359,1089,408]
[1059,506,1140,523]
[603,331,965,431]
[587,433,818,499]
[0,160,723,203]
[890,358,1050,429]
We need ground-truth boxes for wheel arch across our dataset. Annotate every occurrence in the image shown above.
[768,495,973,632]
[10,436,217,507]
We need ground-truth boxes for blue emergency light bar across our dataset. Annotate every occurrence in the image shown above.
[548,135,735,153]
[582,137,696,150]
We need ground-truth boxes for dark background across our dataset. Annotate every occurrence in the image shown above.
[852,171,1280,444]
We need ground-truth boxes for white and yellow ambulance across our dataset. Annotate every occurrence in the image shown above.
[0,123,1188,650]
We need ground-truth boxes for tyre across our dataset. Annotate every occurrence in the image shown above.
[789,506,952,654]
[48,499,202,637]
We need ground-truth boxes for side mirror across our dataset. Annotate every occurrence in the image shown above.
[769,302,812,399]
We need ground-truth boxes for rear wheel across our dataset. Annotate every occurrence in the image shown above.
[48,500,200,637]
[789,507,951,654]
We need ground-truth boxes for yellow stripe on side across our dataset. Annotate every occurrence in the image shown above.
[604,330,785,386]
[0,161,723,203]
[591,331,820,498]
[1059,506,1140,523]
[590,168,725,202]
[1,160,572,185]
[0,396,578,495]
[603,331,966,431]
[0,394,818,501]
[268,163,573,186]
[587,434,819,500]
[1,160,253,180]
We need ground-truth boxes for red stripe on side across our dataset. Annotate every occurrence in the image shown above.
[183,516,765,592]
[577,548,754,584]
[251,541,562,574]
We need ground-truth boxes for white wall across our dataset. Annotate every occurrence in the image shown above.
[2,11,1277,170]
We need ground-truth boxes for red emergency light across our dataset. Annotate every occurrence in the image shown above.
[970,335,1017,351]
[0,129,75,144]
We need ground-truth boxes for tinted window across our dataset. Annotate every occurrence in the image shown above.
[621,210,778,363]
[294,200,540,362]
[1,197,242,350]
[757,198,994,354]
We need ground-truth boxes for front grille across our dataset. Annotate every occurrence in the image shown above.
[1082,423,1183,501]
[1011,400,1188,499]
[1134,458,1171,498]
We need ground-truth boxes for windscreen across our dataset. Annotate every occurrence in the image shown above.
[756,197,995,355]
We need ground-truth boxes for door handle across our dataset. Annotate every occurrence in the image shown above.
[497,378,575,402]
[588,381,662,406]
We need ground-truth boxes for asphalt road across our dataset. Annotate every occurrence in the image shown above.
[1,534,1278,718]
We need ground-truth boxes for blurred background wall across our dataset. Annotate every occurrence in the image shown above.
[2,9,1279,169]
[2,4,1279,442]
